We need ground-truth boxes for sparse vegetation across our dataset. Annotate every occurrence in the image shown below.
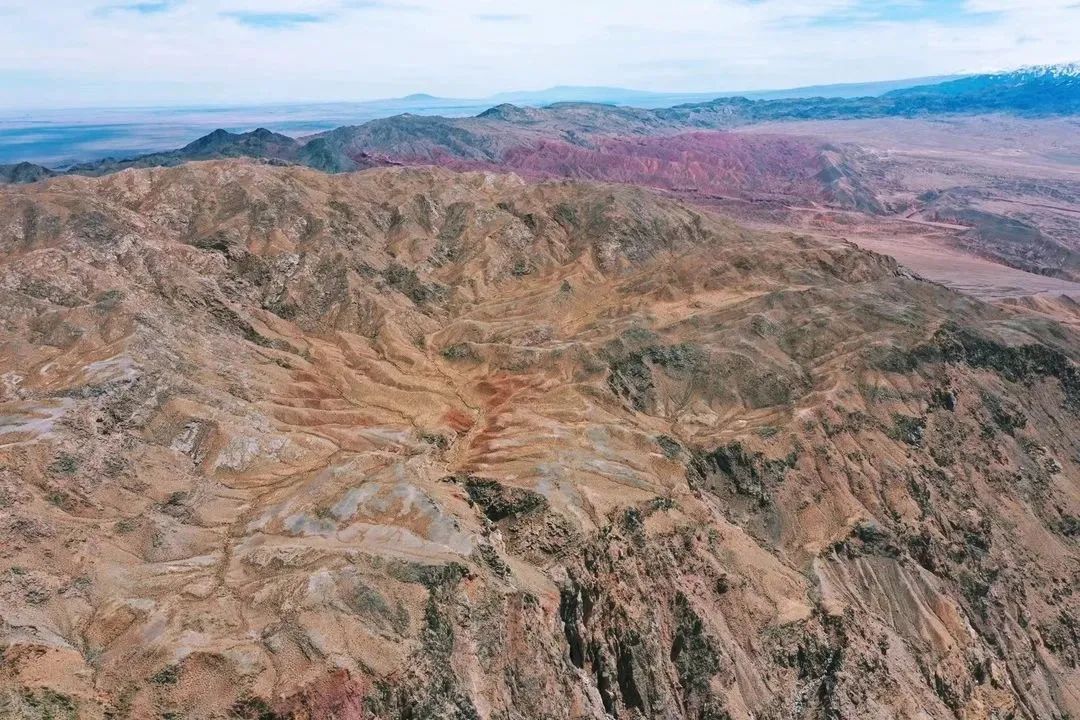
[419,432,450,450]
[510,257,535,276]
[671,592,721,700]
[831,520,902,559]
[441,343,476,361]
[656,434,682,458]
[48,453,78,475]
[553,203,580,229]
[384,262,447,305]
[930,386,956,411]
[981,392,1027,434]
[461,477,547,521]
[0,689,77,720]
[688,442,796,506]
[150,664,180,686]
[113,518,138,534]
[888,414,926,446]
[94,289,124,308]
[606,341,705,412]
[229,695,285,720]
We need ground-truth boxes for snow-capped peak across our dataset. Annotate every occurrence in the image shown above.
[997,63,1080,80]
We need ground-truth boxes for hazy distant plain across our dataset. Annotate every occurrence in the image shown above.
[0,98,491,167]
[0,76,957,167]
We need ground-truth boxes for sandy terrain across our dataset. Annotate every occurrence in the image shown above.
[848,230,1080,299]
[737,116,1080,290]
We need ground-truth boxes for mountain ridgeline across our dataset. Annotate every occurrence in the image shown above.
[1,161,1078,719]
[1,62,1080,720]
[2,64,1078,184]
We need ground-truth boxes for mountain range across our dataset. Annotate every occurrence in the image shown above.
[1,62,1079,720]
[483,74,966,106]
[3,65,1076,183]
[5,64,1079,286]
[2,159,1078,719]
[0,73,964,169]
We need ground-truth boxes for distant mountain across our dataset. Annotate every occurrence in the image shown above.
[0,161,56,184]
[63,128,306,176]
[739,74,966,100]
[486,75,965,107]
[1,68,1064,170]
[15,63,1080,181]
[490,85,670,105]
[891,64,1080,97]
[886,64,1080,113]
[660,63,1080,124]
[178,127,298,156]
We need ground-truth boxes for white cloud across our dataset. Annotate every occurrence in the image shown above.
[0,0,1076,108]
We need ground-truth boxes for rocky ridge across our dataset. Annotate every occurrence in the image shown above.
[0,161,1077,718]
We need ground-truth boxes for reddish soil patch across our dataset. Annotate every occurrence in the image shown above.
[358,132,837,205]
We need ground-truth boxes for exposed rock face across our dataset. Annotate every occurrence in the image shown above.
[0,161,1077,719]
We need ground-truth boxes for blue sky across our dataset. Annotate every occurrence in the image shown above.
[806,0,998,26]
[0,0,1077,108]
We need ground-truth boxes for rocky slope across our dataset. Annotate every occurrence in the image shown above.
[6,67,1074,303]
[22,119,878,221]
[0,161,1078,719]
[0,163,56,185]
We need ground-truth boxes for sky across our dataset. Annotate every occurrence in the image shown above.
[0,0,1078,109]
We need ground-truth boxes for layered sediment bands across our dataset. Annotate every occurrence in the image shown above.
[0,161,1077,719]
[356,133,879,212]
